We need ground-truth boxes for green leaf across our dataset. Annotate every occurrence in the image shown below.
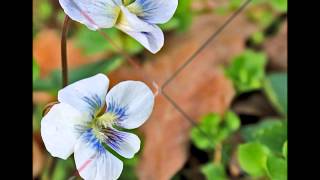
[33,59,40,83]
[201,163,227,180]
[123,35,144,55]
[242,119,287,154]
[225,111,241,131]
[215,128,230,143]
[191,113,221,150]
[250,31,265,45]
[225,50,267,94]
[68,57,124,83]
[33,56,124,93]
[238,142,270,177]
[264,73,287,116]
[282,141,287,159]
[270,0,287,12]
[191,111,240,150]
[266,155,287,180]
[74,27,121,55]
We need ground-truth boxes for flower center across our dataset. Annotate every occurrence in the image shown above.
[96,113,117,128]
[90,112,117,142]
[88,99,128,143]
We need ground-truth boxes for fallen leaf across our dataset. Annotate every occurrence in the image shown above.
[109,11,258,179]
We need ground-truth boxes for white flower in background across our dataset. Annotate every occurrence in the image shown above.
[59,0,178,53]
[41,74,154,180]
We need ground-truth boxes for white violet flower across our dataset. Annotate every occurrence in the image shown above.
[59,0,178,53]
[41,74,154,180]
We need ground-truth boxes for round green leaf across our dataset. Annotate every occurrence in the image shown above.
[266,155,287,180]
[241,119,287,154]
[238,142,270,177]
[201,163,227,180]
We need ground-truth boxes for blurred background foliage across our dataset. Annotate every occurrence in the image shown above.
[33,0,287,179]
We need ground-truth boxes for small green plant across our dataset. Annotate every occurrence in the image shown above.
[198,41,287,179]
[191,111,240,150]
[190,111,241,179]
[225,50,267,94]
[238,119,287,179]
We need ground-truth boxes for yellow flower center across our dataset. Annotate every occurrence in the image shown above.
[95,112,117,128]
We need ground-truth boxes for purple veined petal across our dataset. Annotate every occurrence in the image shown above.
[58,74,109,117]
[115,6,164,53]
[127,0,178,24]
[59,0,122,30]
[74,129,123,180]
[104,127,140,159]
[105,81,154,129]
[41,103,91,159]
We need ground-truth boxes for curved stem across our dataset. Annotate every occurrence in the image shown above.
[61,15,70,87]
[46,15,71,178]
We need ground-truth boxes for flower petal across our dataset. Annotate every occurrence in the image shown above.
[127,0,178,24]
[58,74,109,116]
[59,0,122,30]
[41,103,90,159]
[116,6,164,53]
[74,131,123,180]
[105,81,154,129]
[105,127,140,159]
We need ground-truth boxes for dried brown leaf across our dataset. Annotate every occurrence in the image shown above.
[109,12,258,180]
